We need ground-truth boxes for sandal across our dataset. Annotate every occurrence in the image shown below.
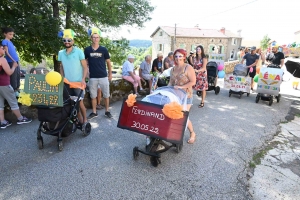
[198,102,204,108]
[187,131,196,144]
[96,104,104,110]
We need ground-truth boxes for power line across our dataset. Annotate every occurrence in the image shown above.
[205,0,258,18]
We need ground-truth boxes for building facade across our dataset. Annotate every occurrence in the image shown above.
[150,26,242,61]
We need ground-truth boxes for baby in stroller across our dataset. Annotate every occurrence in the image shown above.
[36,83,91,151]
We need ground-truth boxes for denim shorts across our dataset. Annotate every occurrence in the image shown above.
[187,96,193,105]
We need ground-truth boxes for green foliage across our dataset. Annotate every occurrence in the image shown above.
[0,0,154,67]
[260,35,271,50]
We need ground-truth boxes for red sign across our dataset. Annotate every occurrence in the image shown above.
[117,100,189,144]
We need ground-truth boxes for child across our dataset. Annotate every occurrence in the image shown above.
[1,27,20,97]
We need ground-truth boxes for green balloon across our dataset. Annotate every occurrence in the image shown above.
[254,75,259,83]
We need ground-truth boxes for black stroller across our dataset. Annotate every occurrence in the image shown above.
[36,84,91,151]
[196,61,220,96]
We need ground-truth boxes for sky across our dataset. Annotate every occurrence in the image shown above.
[105,0,300,45]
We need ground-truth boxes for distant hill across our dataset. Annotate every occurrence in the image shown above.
[129,40,151,48]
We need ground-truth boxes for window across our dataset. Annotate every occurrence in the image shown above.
[157,44,164,51]
[232,38,237,45]
[159,31,163,36]
[211,39,214,42]
[191,44,196,51]
[179,43,186,49]
[219,39,222,42]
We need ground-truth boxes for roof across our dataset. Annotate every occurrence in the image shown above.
[295,30,300,34]
[150,26,241,38]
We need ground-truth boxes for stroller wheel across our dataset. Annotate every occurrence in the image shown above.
[175,143,183,153]
[150,156,160,167]
[247,93,250,97]
[255,94,260,103]
[196,91,202,96]
[82,122,91,136]
[37,136,43,150]
[215,86,220,95]
[58,140,63,151]
[133,147,139,160]
[269,96,273,106]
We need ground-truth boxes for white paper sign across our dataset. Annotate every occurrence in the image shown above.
[209,54,225,66]
[256,68,283,96]
[224,74,251,93]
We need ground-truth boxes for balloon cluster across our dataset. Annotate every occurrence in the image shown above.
[217,64,225,78]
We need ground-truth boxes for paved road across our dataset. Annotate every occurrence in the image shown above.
[1,72,299,199]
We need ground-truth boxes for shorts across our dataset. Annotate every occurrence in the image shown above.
[65,84,85,99]
[142,74,153,81]
[89,77,110,99]
[247,66,256,78]
[187,96,193,105]
[0,85,19,110]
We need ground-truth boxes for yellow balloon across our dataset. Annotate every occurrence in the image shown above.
[45,71,62,86]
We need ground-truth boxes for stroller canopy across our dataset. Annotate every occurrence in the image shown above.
[233,64,248,76]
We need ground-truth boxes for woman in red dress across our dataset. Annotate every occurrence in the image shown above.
[192,45,208,108]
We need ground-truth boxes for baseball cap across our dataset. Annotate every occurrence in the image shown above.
[250,46,256,51]
[128,54,135,59]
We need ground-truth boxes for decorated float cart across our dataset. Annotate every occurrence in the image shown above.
[117,86,189,167]
[20,72,91,151]
[225,64,251,99]
[255,66,283,106]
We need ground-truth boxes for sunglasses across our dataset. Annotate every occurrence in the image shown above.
[63,39,72,43]
[174,55,184,58]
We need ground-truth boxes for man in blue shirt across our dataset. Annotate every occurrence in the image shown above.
[84,28,113,119]
[241,46,259,91]
[58,29,88,125]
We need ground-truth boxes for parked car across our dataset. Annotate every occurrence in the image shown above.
[20,69,27,77]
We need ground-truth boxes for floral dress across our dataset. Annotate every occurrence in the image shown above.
[192,57,208,91]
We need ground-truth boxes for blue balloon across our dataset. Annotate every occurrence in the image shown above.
[218,70,225,78]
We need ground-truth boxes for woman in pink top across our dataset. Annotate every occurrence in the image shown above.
[0,45,32,129]
[169,49,197,144]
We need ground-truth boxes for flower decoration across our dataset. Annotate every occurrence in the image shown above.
[18,92,33,106]
[125,94,137,107]
[162,101,183,119]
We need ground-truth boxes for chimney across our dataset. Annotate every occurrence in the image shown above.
[220,27,225,34]
[237,29,242,37]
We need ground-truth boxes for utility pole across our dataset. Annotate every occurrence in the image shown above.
[174,23,176,51]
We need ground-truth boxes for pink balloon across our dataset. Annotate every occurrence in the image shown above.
[217,65,224,71]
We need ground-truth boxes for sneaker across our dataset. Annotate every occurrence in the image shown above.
[87,112,98,120]
[105,111,113,118]
[1,121,12,129]
[17,116,32,125]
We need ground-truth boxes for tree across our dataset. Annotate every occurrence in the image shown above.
[260,35,271,50]
[0,0,154,70]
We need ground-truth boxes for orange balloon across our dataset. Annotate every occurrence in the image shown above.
[256,67,260,74]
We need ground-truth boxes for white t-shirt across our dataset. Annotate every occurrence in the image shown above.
[122,60,134,76]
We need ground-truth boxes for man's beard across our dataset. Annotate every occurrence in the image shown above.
[65,44,73,49]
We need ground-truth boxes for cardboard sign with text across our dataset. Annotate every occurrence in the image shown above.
[256,68,283,96]
[24,74,64,107]
[208,54,225,66]
[117,100,188,144]
[224,74,251,93]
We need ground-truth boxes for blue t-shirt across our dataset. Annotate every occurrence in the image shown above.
[1,39,19,62]
[122,60,134,76]
[58,47,85,82]
[243,53,259,67]
[84,46,110,78]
